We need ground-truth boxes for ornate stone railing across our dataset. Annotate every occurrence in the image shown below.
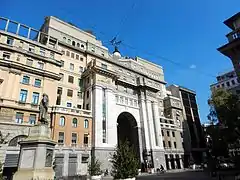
[51,106,92,117]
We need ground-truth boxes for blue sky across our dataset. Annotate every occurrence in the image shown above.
[1,0,240,123]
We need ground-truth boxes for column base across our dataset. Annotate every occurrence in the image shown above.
[13,168,55,180]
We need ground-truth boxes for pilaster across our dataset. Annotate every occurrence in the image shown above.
[63,152,69,177]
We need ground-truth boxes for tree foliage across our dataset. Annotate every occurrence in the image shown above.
[88,157,102,176]
[111,140,139,179]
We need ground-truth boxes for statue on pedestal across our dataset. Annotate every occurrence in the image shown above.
[39,93,49,125]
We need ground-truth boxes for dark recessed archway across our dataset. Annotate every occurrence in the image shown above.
[117,112,140,161]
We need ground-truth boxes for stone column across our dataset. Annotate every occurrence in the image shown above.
[152,101,164,149]
[63,152,69,177]
[76,153,81,175]
[146,100,156,148]
[137,126,144,162]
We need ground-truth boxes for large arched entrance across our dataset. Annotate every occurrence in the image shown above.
[117,112,140,161]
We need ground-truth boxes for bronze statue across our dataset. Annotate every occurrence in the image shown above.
[39,93,49,125]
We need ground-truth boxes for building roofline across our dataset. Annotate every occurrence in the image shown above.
[224,12,240,30]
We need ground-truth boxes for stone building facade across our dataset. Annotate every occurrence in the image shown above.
[0,16,199,177]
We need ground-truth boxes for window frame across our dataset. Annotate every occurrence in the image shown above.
[34,79,41,87]
[16,112,24,124]
[72,118,78,128]
[19,89,28,103]
[22,76,30,84]
[32,92,40,105]
[29,114,36,125]
[59,116,65,126]
[84,119,89,129]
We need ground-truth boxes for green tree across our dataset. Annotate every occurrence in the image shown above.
[111,141,139,179]
[88,157,102,176]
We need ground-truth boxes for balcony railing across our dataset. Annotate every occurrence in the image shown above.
[227,27,240,42]
[52,106,92,117]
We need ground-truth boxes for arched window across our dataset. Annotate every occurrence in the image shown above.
[77,43,80,48]
[84,119,89,129]
[8,135,27,147]
[59,116,65,126]
[72,41,75,46]
[68,39,71,44]
[81,44,84,49]
[72,118,78,128]
[63,37,66,42]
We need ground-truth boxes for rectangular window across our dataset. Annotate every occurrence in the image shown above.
[221,83,225,87]
[101,63,107,70]
[37,62,44,69]
[79,66,83,73]
[19,89,28,102]
[7,37,14,45]
[34,79,41,87]
[161,130,164,136]
[32,92,39,104]
[26,59,33,66]
[58,132,64,144]
[29,45,35,53]
[130,99,133,106]
[83,134,89,145]
[77,91,83,99]
[167,131,170,137]
[76,54,79,60]
[87,90,89,98]
[29,114,36,125]
[70,63,74,71]
[174,142,177,148]
[180,132,183,138]
[16,112,23,124]
[163,141,166,147]
[168,141,171,148]
[172,131,175,137]
[232,80,236,85]
[78,78,83,88]
[77,104,81,109]
[86,104,89,110]
[22,76,30,84]
[71,52,74,58]
[3,52,10,59]
[67,102,72,107]
[61,50,65,55]
[87,77,90,84]
[80,57,84,61]
[40,48,45,56]
[19,41,24,48]
[67,89,73,97]
[68,76,74,83]
[50,52,54,59]
[72,133,77,144]
[66,51,70,57]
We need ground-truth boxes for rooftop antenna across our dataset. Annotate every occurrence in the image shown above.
[110,37,122,50]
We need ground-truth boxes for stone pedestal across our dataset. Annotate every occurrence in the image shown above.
[13,124,56,180]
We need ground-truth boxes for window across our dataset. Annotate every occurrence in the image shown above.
[26,59,33,66]
[59,116,65,126]
[7,37,14,45]
[72,118,78,127]
[29,114,36,125]
[168,141,171,148]
[167,131,170,137]
[70,63,74,71]
[76,54,79,60]
[58,132,64,144]
[83,134,89,145]
[3,52,10,59]
[91,47,95,52]
[87,90,90,98]
[77,91,83,99]
[161,130,164,136]
[68,39,71,44]
[221,83,225,87]
[77,105,81,109]
[29,45,35,53]
[80,57,84,61]
[86,104,89,110]
[72,41,76,46]
[180,132,183,138]
[22,76,30,84]
[232,80,236,85]
[172,131,175,137]
[19,89,27,102]
[68,76,74,83]
[77,43,80,48]
[40,48,45,56]
[84,119,89,128]
[174,142,177,148]
[50,52,55,59]
[67,89,73,97]
[66,51,70,56]
[34,79,41,87]
[226,81,230,87]
[37,62,44,69]
[32,92,40,104]
[79,66,83,73]
[87,77,90,84]
[101,63,107,69]
[61,50,65,55]
[134,100,137,107]
[16,112,23,124]
[71,53,74,58]
[67,102,72,107]
[163,141,166,147]
[63,37,66,42]
[81,44,84,49]
[60,60,64,67]
[60,73,64,81]
[19,41,24,48]
[72,133,77,144]
[78,78,83,88]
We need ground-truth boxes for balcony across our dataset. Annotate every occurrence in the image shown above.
[51,106,92,117]
[226,27,240,42]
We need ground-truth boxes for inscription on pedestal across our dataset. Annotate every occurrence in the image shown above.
[20,149,35,168]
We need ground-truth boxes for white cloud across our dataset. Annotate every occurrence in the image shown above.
[189,64,197,69]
